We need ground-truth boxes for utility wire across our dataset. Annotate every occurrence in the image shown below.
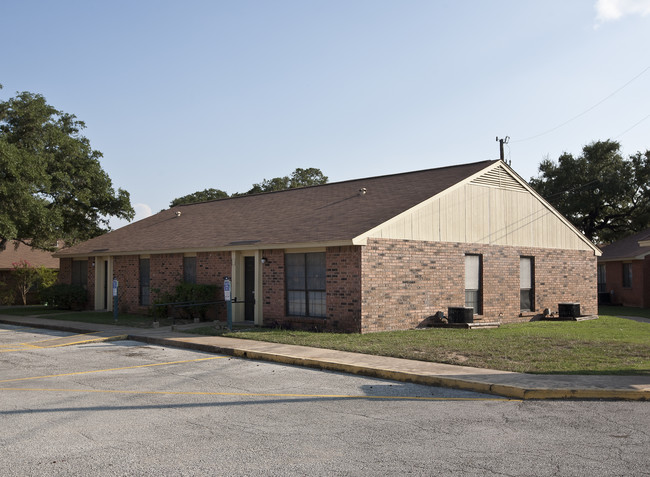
[615,112,650,139]
[543,179,599,200]
[512,65,650,144]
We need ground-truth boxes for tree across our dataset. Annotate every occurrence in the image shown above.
[0,87,134,251]
[246,176,291,194]
[10,260,47,305]
[289,167,328,188]
[245,167,328,194]
[170,167,329,203]
[529,140,650,243]
[170,188,229,207]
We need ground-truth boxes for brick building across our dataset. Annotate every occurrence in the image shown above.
[597,228,650,308]
[54,160,600,332]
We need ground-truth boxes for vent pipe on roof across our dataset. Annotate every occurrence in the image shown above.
[359,188,367,196]
[175,211,182,217]
[496,136,511,165]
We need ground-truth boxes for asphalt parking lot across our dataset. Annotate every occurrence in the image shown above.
[2,324,649,476]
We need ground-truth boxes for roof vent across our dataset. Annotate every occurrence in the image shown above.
[359,188,367,195]
[175,211,182,217]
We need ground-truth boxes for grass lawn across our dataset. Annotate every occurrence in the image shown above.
[599,305,650,319]
[190,314,650,375]
[0,306,70,316]
[3,305,649,375]
[0,306,172,328]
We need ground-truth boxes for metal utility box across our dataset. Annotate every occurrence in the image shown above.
[448,307,474,324]
[558,303,581,318]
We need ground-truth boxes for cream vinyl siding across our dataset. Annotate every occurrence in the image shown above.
[361,165,596,252]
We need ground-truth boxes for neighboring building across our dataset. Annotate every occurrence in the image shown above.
[0,241,60,305]
[598,228,650,307]
[54,160,600,332]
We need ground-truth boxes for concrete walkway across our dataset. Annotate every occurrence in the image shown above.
[1,314,648,401]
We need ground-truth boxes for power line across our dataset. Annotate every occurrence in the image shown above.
[543,179,599,200]
[512,65,650,144]
[615,112,650,139]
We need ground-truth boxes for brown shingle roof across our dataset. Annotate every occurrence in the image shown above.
[0,241,60,270]
[55,160,498,257]
[599,228,650,261]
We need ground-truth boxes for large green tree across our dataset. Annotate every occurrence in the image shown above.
[170,167,328,204]
[169,188,229,207]
[529,140,650,243]
[245,167,328,194]
[0,87,134,250]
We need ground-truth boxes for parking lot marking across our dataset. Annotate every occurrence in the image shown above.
[0,343,39,349]
[0,356,229,384]
[12,332,98,345]
[0,387,517,401]
[0,331,96,347]
[32,335,128,348]
[0,343,45,352]
[0,334,127,352]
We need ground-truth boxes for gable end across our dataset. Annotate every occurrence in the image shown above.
[470,163,527,192]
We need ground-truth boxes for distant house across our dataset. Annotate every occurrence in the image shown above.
[598,228,650,307]
[54,160,600,332]
[0,241,60,305]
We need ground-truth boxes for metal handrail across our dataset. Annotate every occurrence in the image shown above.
[151,300,226,327]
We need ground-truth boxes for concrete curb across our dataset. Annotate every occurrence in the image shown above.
[133,334,650,401]
[3,316,648,401]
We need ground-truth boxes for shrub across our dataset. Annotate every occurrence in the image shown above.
[0,281,16,305]
[36,267,58,291]
[4,261,59,305]
[150,283,219,320]
[41,284,88,310]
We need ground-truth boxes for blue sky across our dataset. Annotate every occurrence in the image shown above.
[3,0,649,229]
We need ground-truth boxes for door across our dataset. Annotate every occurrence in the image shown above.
[244,256,255,321]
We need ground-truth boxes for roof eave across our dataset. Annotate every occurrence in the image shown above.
[598,251,650,262]
[52,239,357,259]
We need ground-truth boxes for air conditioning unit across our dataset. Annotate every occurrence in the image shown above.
[448,307,474,324]
[558,303,580,318]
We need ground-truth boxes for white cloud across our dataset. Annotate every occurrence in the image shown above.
[595,0,650,25]
[133,203,153,221]
[108,203,153,231]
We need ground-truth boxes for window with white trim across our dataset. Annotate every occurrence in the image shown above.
[465,254,482,314]
[520,256,534,311]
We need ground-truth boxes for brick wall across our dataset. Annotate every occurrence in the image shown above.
[150,254,183,302]
[196,251,230,320]
[113,255,140,313]
[360,238,597,332]
[261,246,362,332]
[326,246,362,332]
[106,252,232,316]
[601,259,647,307]
[58,258,72,284]
[86,259,95,306]
[261,249,286,324]
[57,238,596,332]
[57,258,94,308]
